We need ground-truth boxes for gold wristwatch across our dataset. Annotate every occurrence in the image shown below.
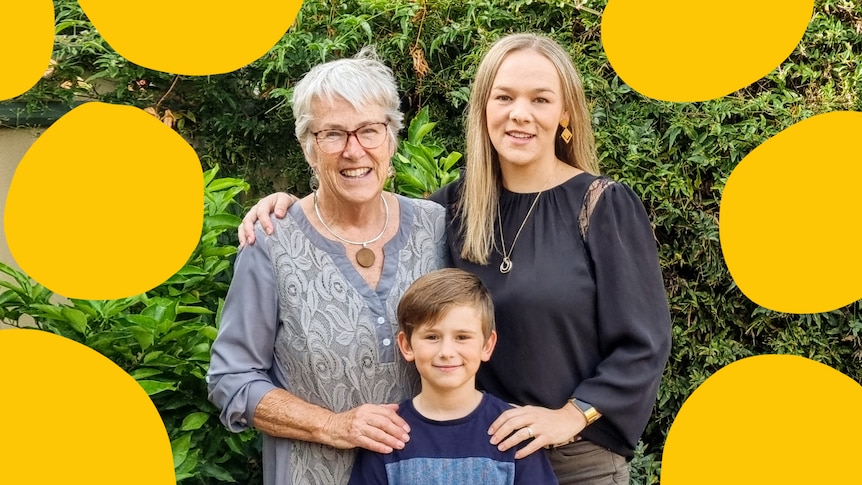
[545,398,601,449]
[570,398,601,426]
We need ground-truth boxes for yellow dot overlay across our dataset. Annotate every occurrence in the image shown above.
[719,111,862,314]
[76,0,304,75]
[4,102,203,300]
[2,2,860,484]
[601,0,813,102]
[0,1,54,100]
[0,329,175,485]
[662,354,862,484]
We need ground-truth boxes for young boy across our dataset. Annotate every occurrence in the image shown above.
[347,268,559,485]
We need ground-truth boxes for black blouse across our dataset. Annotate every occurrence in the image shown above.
[430,172,671,458]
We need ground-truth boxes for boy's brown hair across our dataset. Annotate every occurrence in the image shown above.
[397,268,495,340]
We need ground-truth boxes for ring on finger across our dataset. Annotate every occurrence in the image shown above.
[525,426,534,438]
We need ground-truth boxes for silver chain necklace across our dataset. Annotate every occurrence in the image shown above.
[313,191,389,268]
[497,168,556,274]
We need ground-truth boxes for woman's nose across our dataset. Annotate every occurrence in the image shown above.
[509,102,530,122]
[341,132,365,157]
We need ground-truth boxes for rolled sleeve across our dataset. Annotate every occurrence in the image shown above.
[207,225,281,432]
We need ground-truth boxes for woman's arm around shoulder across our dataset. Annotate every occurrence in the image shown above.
[237,193,298,247]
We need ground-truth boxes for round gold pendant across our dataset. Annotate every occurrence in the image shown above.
[356,247,376,268]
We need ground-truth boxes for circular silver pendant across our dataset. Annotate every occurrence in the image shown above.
[499,257,512,274]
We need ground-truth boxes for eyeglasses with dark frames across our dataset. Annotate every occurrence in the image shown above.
[312,122,390,154]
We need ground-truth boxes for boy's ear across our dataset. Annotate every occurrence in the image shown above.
[481,330,497,362]
[397,331,415,362]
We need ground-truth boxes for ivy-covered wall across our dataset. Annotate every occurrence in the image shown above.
[3,1,861,483]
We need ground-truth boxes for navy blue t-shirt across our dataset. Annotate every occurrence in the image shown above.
[347,393,558,485]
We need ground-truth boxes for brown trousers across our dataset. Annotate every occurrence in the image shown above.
[546,439,630,485]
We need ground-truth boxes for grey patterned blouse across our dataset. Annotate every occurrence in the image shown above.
[207,195,447,485]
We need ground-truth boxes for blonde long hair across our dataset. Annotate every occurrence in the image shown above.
[459,33,599,264]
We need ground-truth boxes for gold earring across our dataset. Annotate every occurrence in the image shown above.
[560,119,573,144]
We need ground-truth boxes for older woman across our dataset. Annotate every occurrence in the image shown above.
[207,48,447,485]
[240,33,671,485]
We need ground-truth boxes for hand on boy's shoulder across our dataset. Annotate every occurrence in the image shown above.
[348,392,558,485]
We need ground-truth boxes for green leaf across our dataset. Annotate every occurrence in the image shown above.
[180,412,209,431]
[178,265,209,276]
[129,368,162,380]
[129,326,154,351]
[201,325,218,341]
[144,353,186,368]
[201,246,238,259]
[161,326,197,343]
[31,304,64,320]
[171,432,192,468]
[0,291,20,306]
[203,214,243,232]
[202,166,219,186]
[177,305,214,315]
[201,462,237,483]
[144,299,179,325]
[174,472,195,482]
[137,379,176,396]
[207,178,248,192]
[0,261,34,290]
[125,314,159,329]
[667,125,682,149]
[143,351,164,364]
[411,121,436,143]
[441,152,463,171]
[407,106,431,140]
[189,352,211,362]
[175,449,200,477]
[61,307,89,334]
[224,434,245,455]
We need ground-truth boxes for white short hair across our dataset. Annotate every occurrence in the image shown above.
[292,46,404,153]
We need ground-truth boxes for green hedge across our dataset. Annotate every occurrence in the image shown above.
[3,0,862,483]
[0,168,261,484]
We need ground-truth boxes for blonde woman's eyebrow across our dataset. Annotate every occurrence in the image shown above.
[490,86,557,95]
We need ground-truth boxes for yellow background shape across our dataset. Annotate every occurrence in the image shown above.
[661,354,862,484]
[0,329,175,484]
[719,111,862,314]
[0,0,54,100]
[2,2,860,485]
[77,0,304,75]
[601,0,813,102]
[4,102,203,300]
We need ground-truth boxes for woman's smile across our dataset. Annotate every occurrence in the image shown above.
[340,167,372,178]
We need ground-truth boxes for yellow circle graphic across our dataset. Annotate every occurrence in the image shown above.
[2,2,861,484]
[662,354,862,484]
[77,0,304,75]
[0,329,175,484]
[4,102,203,299]
[601,0,813,102]
[719,111,862,313]
[0,0,54,100]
